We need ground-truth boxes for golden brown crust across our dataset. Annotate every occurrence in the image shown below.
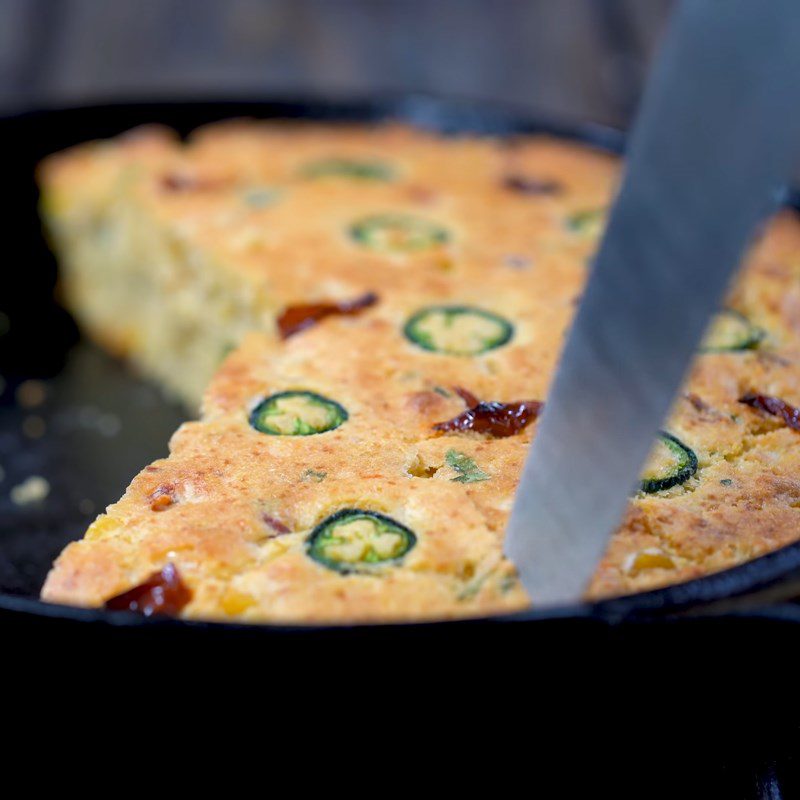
[37,120,800,622]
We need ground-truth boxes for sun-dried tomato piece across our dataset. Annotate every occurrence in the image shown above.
[105,563,191,617]
[453,386,480,408]
[262,513,291,536]
[277,292,378,339]
[684,392,711,413]
[739,392,800,431]
[434,390,544,438]
[502,174,561,195]
[160,172,228,192]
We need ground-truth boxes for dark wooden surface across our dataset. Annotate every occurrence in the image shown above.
[0,0,673,126]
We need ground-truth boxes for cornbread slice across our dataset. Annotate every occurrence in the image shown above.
[38,121,800,621]
[38,122,616,405]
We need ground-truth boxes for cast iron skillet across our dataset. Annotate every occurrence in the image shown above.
[3,95,800,645]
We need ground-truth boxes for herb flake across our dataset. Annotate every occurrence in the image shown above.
[446,449,489,483]
[302,469,327,483]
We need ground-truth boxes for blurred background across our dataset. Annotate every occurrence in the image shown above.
[0,0,673,128]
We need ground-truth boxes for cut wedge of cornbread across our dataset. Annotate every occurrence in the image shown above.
[38,122,618,405]
[38,121,800,621]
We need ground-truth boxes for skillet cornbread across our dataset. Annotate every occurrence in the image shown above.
[37,122,800,621]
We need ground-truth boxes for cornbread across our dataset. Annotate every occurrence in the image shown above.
[38,121,800,622]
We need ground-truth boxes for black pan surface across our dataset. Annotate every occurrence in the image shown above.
[3,95,800,641]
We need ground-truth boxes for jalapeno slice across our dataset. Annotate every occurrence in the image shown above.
[566,208,605,237]
[404,305,513,355]
[639,432,698,493]
[349,213,449,252]
[700,309,765,353]
[307,509,417,573]
[301,158,394,181]
[249,391,348,436]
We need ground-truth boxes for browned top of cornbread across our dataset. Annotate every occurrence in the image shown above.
[39,121,615,309]
[38,120,800,622]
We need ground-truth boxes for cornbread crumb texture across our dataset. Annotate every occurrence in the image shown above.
[38,120,800,622]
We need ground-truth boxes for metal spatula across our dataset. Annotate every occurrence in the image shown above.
[505,0,800,606]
